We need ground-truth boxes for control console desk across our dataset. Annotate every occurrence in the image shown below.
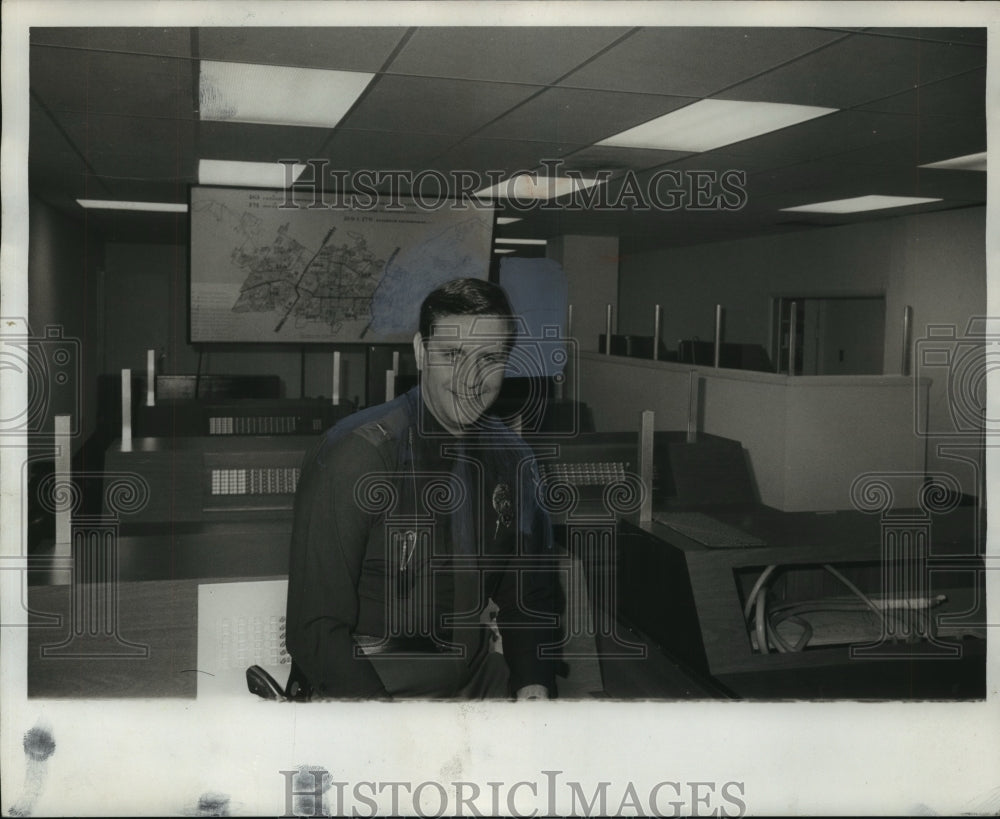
[614,505,985,698]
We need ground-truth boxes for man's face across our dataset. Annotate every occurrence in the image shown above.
[413,314,511,435]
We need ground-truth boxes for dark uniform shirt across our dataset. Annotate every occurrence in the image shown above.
[286,386,559,698]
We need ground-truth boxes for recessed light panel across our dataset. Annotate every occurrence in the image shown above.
[475,175,602,201]
[198,159,306,188]
[781,195,942,214]
[597,99,837,152]
[919,152,986,172]
[494,238,548,246]
[199,60,374,128]
[77,199,188,212]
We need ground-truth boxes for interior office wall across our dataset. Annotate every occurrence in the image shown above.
[102,242,368,405]
[618,207,984,363]
[548,234,619,353]
[889,207,988,498]
[816,297,885,376]
[575,353,925,511]
[618,206,987,495]
[27,197,103,454]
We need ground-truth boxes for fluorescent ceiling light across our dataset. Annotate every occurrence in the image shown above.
[494,238,547,246]
[496,216,523,225]
[919,152,986,172]
[597,99,837,152]
[199,60,373,128]
[474,175,602,201]
[77,199,187,212]
[199,159,306,188]
[494,248,516,254]
[781,195,942,214]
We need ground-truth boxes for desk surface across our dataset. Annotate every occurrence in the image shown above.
[24,562,727,701]
[28,576,206,698]
[629,504,981,559]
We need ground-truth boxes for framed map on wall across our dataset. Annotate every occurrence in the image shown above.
[189,186,495,344]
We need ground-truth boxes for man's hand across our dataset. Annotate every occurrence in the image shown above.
[515,684,549,701]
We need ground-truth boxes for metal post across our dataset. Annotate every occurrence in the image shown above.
[332,351,341,405]
[54,415,72,552]
[653,305,662,361]
[686,370,698,443]
[639,410,654,523]
[788,301,798,376]
[605,304,613,355]
[774,297,784,373]
[713,304,722,368]
[901,305,913,376]
[146,349,155,406]
[120,369,132,452]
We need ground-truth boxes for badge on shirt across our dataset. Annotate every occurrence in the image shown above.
[492,483,513,536]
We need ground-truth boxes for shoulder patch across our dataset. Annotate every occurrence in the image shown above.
[350,403,411,450]
[353,420,394,447]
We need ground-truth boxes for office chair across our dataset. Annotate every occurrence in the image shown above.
[246,663,310,701]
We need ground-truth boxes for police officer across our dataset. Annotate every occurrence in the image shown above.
[285,278,558,700]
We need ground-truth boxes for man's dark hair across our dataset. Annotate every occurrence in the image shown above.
[418,277,516,341]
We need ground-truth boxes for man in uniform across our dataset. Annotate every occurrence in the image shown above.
[285,277,559,700]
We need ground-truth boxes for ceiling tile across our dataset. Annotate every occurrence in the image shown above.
[386,27,630,85]
[31,47,196,119]
[820,137,926,168]
[30,27,193,58]
[719,110,923,163]
[857,69,985,117]
[812,115,986,172]
[558,27,846,96]
[654,150,798,177]
[716,32,986,109]
[422,137,585,178]
[866,28,987,46]
[559,144,693,175]
[29,168,101,206]
[318,129,446,172]
[478,87,691,145]
[199,122,331,163]
[747,160,922,200]
[341,75,539,136]
[96,178,194,204]
[197,27,408,72]
[71,208,191,245]
[53,111,196,179]
[914,167,987,201]
[29,101,84,166]
[912,115,987,164]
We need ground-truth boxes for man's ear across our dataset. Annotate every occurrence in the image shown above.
[412,331,425,371]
